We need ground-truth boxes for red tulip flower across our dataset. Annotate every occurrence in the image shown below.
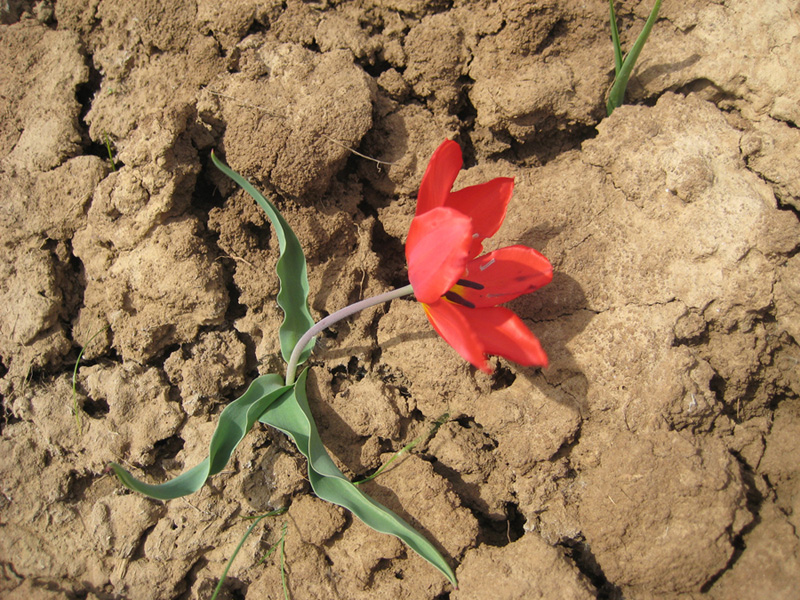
[406,140,553,373]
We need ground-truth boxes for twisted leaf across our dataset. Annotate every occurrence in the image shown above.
[111,374,291,500]
[260,370,458,586]
[211,152,315,365]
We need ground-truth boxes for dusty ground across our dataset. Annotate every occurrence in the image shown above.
[1,0,799,598]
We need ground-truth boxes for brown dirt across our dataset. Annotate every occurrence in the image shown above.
[1,1,799,598]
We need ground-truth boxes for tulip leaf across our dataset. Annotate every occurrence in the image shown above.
[609,0,623,76]
[110,374,291,500]
[210,152,315,365]
[259,369,458,586]
[607,0,662,115]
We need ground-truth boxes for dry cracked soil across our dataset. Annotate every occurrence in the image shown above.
[1,0,799,599]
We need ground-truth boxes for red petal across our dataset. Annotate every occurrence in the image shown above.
[423,301,491,373]
[406,207,473,304]
[460,245,553,307]
[464,306,548,368]
[416,140,462,216]
[446,177,514,257]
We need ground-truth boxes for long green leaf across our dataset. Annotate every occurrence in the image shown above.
[606,0,662,115]
[210,152,315,365]
[259,370,458,586]
[111,374,291,500]
[609,0,623,76]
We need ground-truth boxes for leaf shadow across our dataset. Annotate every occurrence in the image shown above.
[628,53,703,96]
[360,473,461,569]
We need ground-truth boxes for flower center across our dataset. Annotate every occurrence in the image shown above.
[443,278,484,309]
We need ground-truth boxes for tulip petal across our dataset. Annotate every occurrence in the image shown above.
[423,301,491,373]
[460,245,553,308]
[463,306,548,368]
[416,140,463,216]
[447,177,514,257]
[406,207,473,304]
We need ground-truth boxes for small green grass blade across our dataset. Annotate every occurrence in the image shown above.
[103,133,117,171]
[259,370,458,586]
[211,152,315,366]
[210,508,288,600]
[279,521,289,600]
[111,374,291,500]
[354,412,449,485]
[606,0,662,115]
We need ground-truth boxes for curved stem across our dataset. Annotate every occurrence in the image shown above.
[285,284,415,385]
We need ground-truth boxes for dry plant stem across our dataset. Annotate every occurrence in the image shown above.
[72,325,109,434]
[285,284,414,385]
[205,88,395,166]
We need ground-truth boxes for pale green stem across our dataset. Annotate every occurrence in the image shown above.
[285,284,415,385]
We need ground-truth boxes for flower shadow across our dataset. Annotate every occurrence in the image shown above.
[508,270,593,420]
